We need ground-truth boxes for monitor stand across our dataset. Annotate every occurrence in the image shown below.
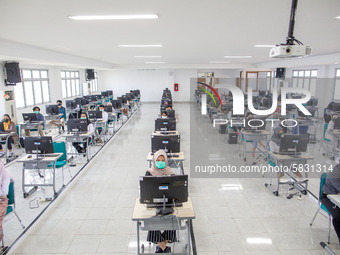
[156,194,174,216]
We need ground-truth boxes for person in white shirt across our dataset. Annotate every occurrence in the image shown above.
[0,161,10,243]
[98,105,109,122]
[325,113,339,143]
[72,113,94,154]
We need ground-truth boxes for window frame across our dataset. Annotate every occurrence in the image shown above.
[61,70,81,98]
[292,69,318,96]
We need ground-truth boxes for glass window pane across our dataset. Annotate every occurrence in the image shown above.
[71,79,75,96]
[75,72,79,78]
[61,71,66,78]
[14,83,25,108]
[66,71,70,78]
[298,71,304,77]
[75,80,80,95]
[293,71,298,77]
[336,69,340,77]
[66,80,71,97]
[310,79,317,97]
[311,70,318,77]
[61,80,67,98]
[41,71,48,79]
[42,81,50,102]
[34,81,42,104]
[24,81,34,106]
[334,79,340,100]
[71,72,74,78]
[305,70,311,77]
[22,70,31,79]
[32,70,40,79]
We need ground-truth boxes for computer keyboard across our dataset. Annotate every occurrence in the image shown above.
[167,154,179,158]
[278,152,301,156]
[42,154,60,157]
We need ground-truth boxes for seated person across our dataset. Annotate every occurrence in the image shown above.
[218,100,227,113]
[160,111,168,119]
[292,109,309,134]
[72,113,94,155]
[321,164,340,244]
[98,105,109,122]
[166,106,172,111]
[269,127,306,183]
[325,113,339,143]
[25,106,45,137]
[244,113,265,163]
[0,161,10,249]
[0,114,18,158]
[145,150,176,253]
[50,100,66,131]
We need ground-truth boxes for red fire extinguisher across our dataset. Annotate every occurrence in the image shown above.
[174,83,179,91]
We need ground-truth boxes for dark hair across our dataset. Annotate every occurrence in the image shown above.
[99,105,105,108]
[166,106,172,110]
[161,111,168,116]
[81,112,91,126]
[57,100,62,104]
[33,106,40,111]
[3,114,11,121]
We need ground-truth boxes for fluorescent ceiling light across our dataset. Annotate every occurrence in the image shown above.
[134,56,162,58]
[145,62,165,64]
[69,14,159,20]
[246,238,272,244]
[224,56,252,58]
[219,184,243,191]
[254,45,276,48]
[119,45,163,48]
[335,16,340,19]
[209,61,230,64]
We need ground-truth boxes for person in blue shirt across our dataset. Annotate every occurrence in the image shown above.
[24,106,45,136]
[50,100,66,131]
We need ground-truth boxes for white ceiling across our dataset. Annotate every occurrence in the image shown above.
[0,0,339,69]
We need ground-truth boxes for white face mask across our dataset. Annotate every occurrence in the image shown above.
[161,116,167,119]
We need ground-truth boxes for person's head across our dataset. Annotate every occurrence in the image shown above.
[33,106,40,114]
[80,113,88,120]
[107,102,112,106]
[3,114,11,123]
[99,105,105,111]
[166,106,172,110]
[332,114,338,120]
[153,150,168,170]
[275,127,285,138]
[221,100,226,105]
[161,111,168,118]
[57,100,62,108]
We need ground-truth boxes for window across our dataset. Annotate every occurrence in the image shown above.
[14,69,50,108]
[334,69,340,100]
[90,72,98,93]
[61,71,80,98]
[292,69,317,96]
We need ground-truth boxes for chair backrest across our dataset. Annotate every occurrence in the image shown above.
[323,123,329,138]
[319,173,328,199]
[7,179,14,206]
[53,141,67,161]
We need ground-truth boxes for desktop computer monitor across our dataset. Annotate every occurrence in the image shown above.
[22,113,37,122]
[88,111,102,120]
[107,90,113,96]
[279,134,309,154]
[104,106,113,112]
[259,90,266,97]
[121,97,127,104]
[307,98,318,107]
[155,118,176,131]
[298,108,316,118]
[139,175,188,207]
[133,90,140,97]
[45,105,59,115]
[161,99,172,106]
[67,119,88,133]
[101,91,109,97]
[166,110,175,118]
[24,136,54,154]
[151,135,180,153]
[66,100,77,109]
[334,117,340,130]
[244,118,266,132]
[74,97,87,106]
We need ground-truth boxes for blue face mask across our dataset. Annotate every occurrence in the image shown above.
[155,161,166,169]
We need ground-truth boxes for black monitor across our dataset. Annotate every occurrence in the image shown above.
[104,106,113,113]
[107,90,113,96]
[133,90,140,96]
[331,103,340,112]
[291,94,303,99]
[155,118,176,131]
[139,175,188,211]
[121,97,127,104]
[151,135,180,153]
[245,118,266,132]
[101,91,109,97]
[67,119,88,133]
[334,117,340,130]
[166,110,175,118]
[161,99,172,106]
[45,105,59,115]
[160,105,166,111]
[24,136,54,154]
[88,111,102,120]
[279,134,309,155]
[66,100,77,109]
[259,90,266,97]
[22,113,37,122]
[307,98,318,107]
[111,100,121,109]
[298,108,316,118]
[74,98,88,106]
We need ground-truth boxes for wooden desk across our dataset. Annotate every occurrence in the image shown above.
[17,153,62,198]
[18,121,44,137]
[132,197,195,255]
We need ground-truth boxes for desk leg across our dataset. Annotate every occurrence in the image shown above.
[53,164,57,196]
[86,138,90,162]
[137,221,140,255]
[187,220,191,255]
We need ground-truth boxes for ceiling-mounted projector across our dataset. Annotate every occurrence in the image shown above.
[270,45,311,58]
[269,0,311,58]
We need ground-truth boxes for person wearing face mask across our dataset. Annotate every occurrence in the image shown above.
[0,114,18,158]
[98,105,109,122]
[145,150,176,253]
[50,100,66,132]
[161,111,168,119]
[325,113,339,145]
[24,106,45,137]
[72,113,94,154]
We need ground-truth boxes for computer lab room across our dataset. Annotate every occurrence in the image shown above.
[0,0,340,254]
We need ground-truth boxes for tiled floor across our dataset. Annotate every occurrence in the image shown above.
[6,102,340,254]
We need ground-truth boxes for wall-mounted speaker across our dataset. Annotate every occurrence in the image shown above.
[85,69,95,81]
[276,67,285,79]
[4,62,21,85]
